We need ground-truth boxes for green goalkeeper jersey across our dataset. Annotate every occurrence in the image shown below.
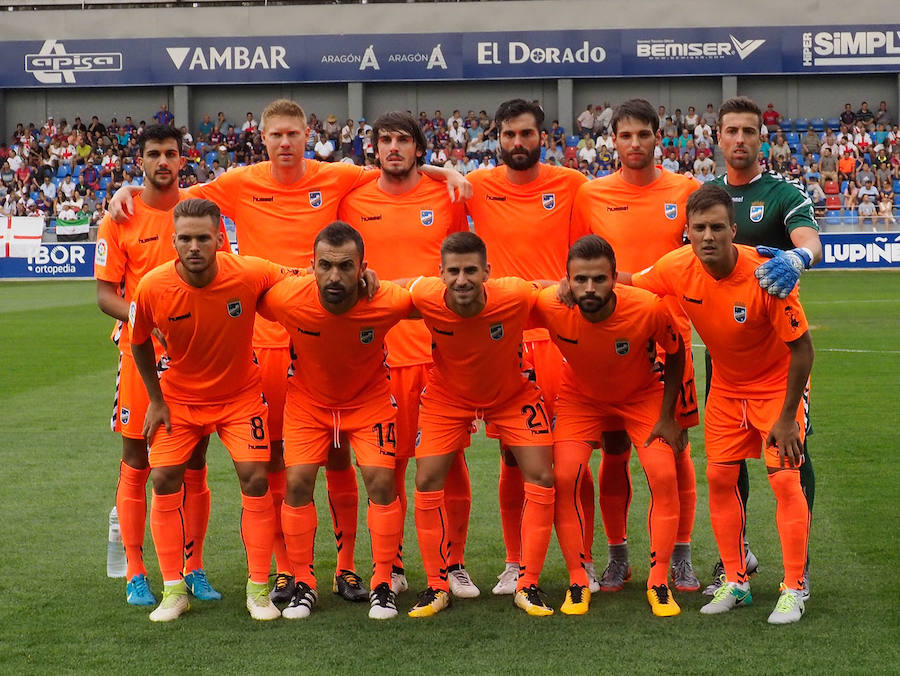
[711,170,818,250]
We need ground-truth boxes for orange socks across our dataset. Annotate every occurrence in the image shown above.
[768,469,810,589]
[553,441,592,587]
[367,498,403,588]
[325,466,358,574]
[268,469,290,574]
[635,444,679,588]
[117,461,150,579]
[183,466,210,573]
[281,501,318,587]
[414,489,450,592]
[445,452,471,569]
[580,462,596,564]
[150,487,185,583]
[599,449,631,546]
[240,491,275,585]
[518,483,555,591]
[706,462,747,584]
[393,457,409,570]
[498,458,524,564]
[675,443,697,544]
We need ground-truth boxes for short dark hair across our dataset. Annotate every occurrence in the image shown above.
[718,96,762,130]
[314,221,364,260]
[441,231,487,265]
[174,198,220,227]
[611,98,659,134]
[494,99,544,131]
[686,184,735,224]
[567,235,617,274]
[372,111,426,166]
[138,124,183,156]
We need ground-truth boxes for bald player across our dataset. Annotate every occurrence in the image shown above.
[570,98,701,594]
[337,111,474,598]
[110,99,470,605]
[464,99,591,593]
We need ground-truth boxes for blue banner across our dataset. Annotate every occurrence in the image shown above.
[1,25,898,88]
[820,232,900,269]
[0,242,96,279]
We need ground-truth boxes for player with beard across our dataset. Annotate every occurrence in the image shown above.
[464,99,590,594]
[337,112,471,597]
[705,96,821,599]
[95,125,228,607]
[570,99,701,595]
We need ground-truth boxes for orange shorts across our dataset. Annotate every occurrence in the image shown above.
[282,392,398,469]
[112,350,166,440]
[704,389,808,466]
[256,346,290,442]
[148,390,270,468]
[418,381,552,458]
[487,338,562,440]
[390,363,429,460]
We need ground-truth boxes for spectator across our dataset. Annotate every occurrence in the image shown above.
[661,148,679,173]
[858,193,876,226]
[215,111,230,136]
[877,191,896,226]
[576,104,594,137]
[314,132,335,162]
[693,147,716,175]
[840,103,856,127]
[577,137,597,165]
[695,163,715,184]
[323,114,340,142]
[702,102,718,139]
[684,105,699,134]
[595,129,614,152]
[75,136,92,165]
[855,101,875,131]
[74,172,90,198]
[762,102,781,128]
[770,135,791,171]
[594,102,613,135]
[241,112,258,134]
[198,114,214,138]
[858,176,879,202]
[875,156,892,191]
[225,126,239,152]
[874,100,892,128]
[807,175,826,214]
[153,103,174,126]
[448,120,467,147]
[838,149,858,183]
[802,128,821,155]
[58,174,76,201]
[71,116,87,133]
[548,120,565,145]
[856,162,876,187]
[467,129,485,160]
[339,118,355,158]
[544,138,563,165]
[671,108,685,136]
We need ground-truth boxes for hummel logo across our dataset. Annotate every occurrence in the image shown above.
[682,295,703,305]
[486,195,506,201]
[139,235,159,244]
[606,206,628,212]
[361,215,382,221]
[252,195,274,202]
[730,36,766,60]
[168,312,191,321]
[433,327,454,336]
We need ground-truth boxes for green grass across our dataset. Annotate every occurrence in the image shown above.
[1,272,898,674]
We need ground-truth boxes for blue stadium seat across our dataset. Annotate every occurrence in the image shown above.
[30,191,40,202]
[810,153,820,164]
[780,118,793,131]
[824,212,841,226]
[863,153,872,165]
[204,151,217,165]
[424,149,432,164]
[841,180,849,193]
[51,176,62,188]
[894,195,900,206]
[844,209,859,226]
[785,132,800,145]
[48,219,56,232]
[132,176,143,186]
[539,147,547,161]
[303,151,315,159]
[892,179,900,193]
[99,176,111,190]
[810,118,825,132]
[73,165,84,178]
[96,189,106,201]
[794,118,809,131]
[56,165,70,178]
[565,135,579,148]
[826,118,841,131]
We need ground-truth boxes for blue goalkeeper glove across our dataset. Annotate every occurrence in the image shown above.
[754,246,813,298]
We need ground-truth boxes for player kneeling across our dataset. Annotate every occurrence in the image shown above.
[632,184,814,625]
[538,235,685,616]
[131,199,292,622]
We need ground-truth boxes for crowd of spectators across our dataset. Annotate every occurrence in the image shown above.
[2,99,898,230]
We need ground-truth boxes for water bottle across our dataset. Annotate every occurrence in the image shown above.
[106,506,127,578]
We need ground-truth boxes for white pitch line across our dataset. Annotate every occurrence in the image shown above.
[801,299,898,305]
[690,343,899,355]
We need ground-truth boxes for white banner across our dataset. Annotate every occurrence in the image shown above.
[1,216,44,258]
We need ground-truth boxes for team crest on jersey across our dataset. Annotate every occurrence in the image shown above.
[360,327,375,344]
[749,202,765,222]
[489,322,504,340]
[664,203,677,220]
[420,210,434,226]
[226,299,242,318]
[128,301,136,326]
[615,339,630,355]
[95,238,108,266]
[542,193,556,210]
[733,304,747,323]
[308,191,323,208]
[120,407,130,425]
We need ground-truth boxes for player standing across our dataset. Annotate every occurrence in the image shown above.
[337,112,475,597]
[130,198,288,622]
[257,222,412,620]
[95,125,223,606]
[633,184,813,625]
[570,99,701,593]
[464,99,590,593]
[706,96,822,597]
[406,232,556,618]
[536,235,685,617]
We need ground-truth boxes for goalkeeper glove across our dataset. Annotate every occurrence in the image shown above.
[754,246,813,298]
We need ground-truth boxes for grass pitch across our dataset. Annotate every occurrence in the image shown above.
[0,271,897,674]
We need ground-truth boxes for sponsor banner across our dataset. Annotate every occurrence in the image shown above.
[819,232,900,269]
[0,242,95,278]
[0,25,897,87]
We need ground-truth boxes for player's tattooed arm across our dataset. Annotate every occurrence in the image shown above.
[132,337,171,442]
[768,331,814,469]
[646,335,686,453]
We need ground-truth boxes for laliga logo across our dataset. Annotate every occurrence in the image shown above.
[25,39,123,84]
